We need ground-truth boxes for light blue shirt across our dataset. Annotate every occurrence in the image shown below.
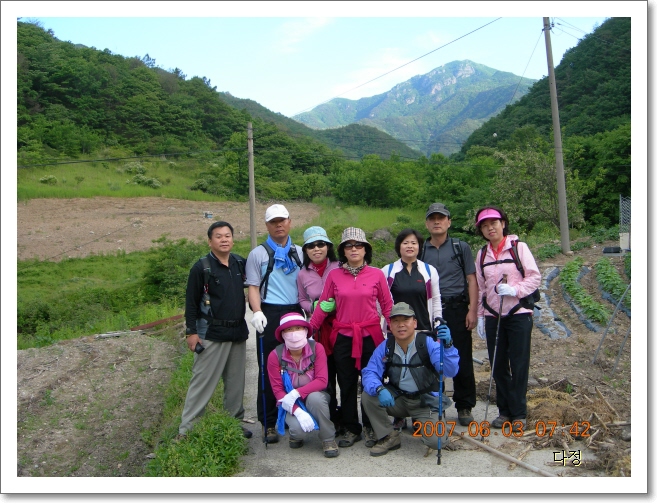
[245,243,302,305]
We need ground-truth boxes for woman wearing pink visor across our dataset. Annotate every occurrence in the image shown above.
[267,312,339,457]
[473,206,541,432]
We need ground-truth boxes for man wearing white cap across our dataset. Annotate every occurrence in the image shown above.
[245,204,304,443]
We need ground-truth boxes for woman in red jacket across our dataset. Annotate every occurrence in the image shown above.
[310,227,393,449]
[474,206,541,430]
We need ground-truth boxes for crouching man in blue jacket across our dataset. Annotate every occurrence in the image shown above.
[361,302,459,457]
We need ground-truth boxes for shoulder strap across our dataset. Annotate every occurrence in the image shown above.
[276,340,316,375]
[259,242,276,300]
[508,240,526,278]
[451,238,465,276]
[416,333,441,380]
[200,255,212,289]
[388,263,394,277]
[289,246,303,268]
[424,262,431,278]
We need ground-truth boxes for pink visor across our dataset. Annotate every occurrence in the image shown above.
[476,208,503,226]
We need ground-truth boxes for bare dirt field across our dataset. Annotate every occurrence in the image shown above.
[15,198,633,479]
[17,197,321,261]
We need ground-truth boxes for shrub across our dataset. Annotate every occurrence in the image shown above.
[535,243,561,261]
[39,175,58,185]
[128,174,162,189]
[571,239,593,252]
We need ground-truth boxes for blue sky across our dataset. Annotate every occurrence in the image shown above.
[4,2,639,117]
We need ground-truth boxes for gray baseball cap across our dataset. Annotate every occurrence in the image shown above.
[425,203,451,219]
[390,302,416,318]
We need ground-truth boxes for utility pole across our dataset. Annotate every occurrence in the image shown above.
[543,17,571,254]
[247,122,256,249]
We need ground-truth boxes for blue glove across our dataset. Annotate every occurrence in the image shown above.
[436,324,452,347]
[378,388,395,408]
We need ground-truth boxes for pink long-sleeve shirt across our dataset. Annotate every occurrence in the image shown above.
[267,341,329,414]
[475,235,541,318]
[309,265,393,369]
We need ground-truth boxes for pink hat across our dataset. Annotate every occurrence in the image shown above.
[274,312,311,343]
[476,208,503,227]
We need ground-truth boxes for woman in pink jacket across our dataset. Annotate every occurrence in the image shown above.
[474,206,541,430]
[309,227,393,449]
[267,312,339,458]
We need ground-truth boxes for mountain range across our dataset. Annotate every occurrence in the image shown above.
[292,60,536,156]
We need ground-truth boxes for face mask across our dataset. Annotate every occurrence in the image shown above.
[283,329,308,351]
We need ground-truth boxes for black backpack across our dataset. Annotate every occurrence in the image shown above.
[478,240,541,314]
[259,242,303,300]
[384,331,442,382]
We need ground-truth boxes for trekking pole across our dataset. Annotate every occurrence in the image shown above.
[437,336,444,465]
[258,333,269,448]
[482,274,507,441]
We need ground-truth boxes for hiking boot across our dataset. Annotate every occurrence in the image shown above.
[363,426,377,448]
[242,427,253,439]
[491,415,510,429]
[512,418,526,433]
[457,409,474,426]
[337,431,362,447]
[322,439,339,458]
[262,426,279,443]
[392,417,407,431]
[369,430,401,457]
[289,438,304,449]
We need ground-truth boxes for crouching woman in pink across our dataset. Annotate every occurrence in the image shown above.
[474,206,541,430]
[267,312,339,458]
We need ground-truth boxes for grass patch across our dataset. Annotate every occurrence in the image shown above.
[535,243,562,261]
[144,352,248,477]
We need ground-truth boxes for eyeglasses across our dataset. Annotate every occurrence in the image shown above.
[306,241,327,250]
[343,242,365,250]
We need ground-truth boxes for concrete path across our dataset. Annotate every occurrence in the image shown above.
[236,305,594,480]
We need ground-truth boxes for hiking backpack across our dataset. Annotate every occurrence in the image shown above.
[383,331,442,382]
[259,241,303,300]
[198,253,247,323]
[478,239,541,315]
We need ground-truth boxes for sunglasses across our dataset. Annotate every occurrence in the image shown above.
[343,242,365,250]
[306,241,328,250]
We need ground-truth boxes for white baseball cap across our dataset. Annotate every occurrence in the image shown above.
[265,204,290,222]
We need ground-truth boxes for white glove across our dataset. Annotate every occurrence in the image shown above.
[477,317,486,340]
[293,408,315,432]
[280,389,300,413]
[496,284,517,297]
[250,311,268,333]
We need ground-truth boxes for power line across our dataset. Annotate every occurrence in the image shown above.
[507,29,544,108]
[291,18,503,117]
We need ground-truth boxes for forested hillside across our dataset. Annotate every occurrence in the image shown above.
[460,17,631,225]
[293,60,535,156]
[216,92,422,159]
[16,18,630,230]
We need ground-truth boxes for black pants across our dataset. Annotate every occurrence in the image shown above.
[485,313,533,420]
[326,353,341,428]
[255,302,303,428]
[443,300,476,411]
[332,333,376,435]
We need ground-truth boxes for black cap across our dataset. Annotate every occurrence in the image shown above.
[425,203,451,219]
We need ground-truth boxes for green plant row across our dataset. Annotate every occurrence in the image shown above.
[624,253,631,280]
[144,352,248,477]
[594,258,631,309]
[559,257,611,324]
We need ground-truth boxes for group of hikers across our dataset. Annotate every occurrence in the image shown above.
[178,201,541,459]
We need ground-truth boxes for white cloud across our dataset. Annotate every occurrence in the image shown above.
[273,17,333,54]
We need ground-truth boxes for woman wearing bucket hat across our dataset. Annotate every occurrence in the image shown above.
[297,226,342,433]
[473,206,541,431]
[309,227,393,449]
[267,312,339,457]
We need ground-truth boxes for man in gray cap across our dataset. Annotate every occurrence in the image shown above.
[361,302,459,456]
[245,204,304,443]
[419,202,478,426]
